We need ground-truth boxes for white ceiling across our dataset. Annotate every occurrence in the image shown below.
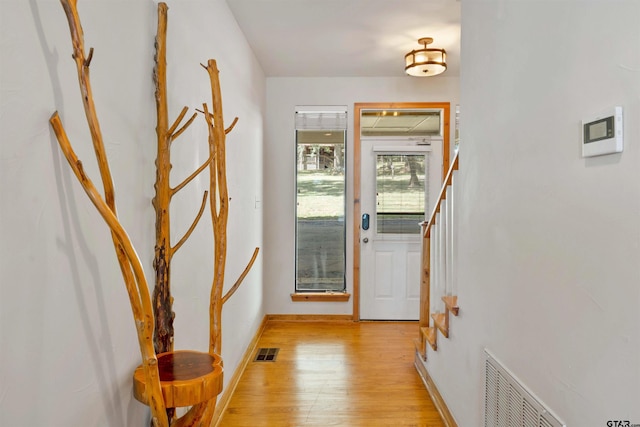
[225,0,461,78]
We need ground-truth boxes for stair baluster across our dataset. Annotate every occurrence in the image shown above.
[418,153,459,359]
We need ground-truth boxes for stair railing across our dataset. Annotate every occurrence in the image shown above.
[416,152,460,358]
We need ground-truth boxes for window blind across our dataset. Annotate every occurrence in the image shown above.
[295,106,347,130]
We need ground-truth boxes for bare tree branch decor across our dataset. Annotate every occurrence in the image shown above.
[50,2,258,425]
[51,1,168,424]
[152,2,209,356]
[200,60,259,355]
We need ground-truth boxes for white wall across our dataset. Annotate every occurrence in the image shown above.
[423,1,640,426]
[0,1,264,425]
[264,77,459,315]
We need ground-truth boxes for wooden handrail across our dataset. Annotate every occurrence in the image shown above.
[424,152,459,238]
[418,152,460,358]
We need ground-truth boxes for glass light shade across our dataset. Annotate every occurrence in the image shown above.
[404,44,447,77]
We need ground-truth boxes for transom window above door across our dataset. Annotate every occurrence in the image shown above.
[361,110,441,137]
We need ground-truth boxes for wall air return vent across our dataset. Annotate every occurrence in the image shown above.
[484,350,565,427]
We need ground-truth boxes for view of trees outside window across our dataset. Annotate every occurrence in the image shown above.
[376,154,427,235]
[296,131,346,291]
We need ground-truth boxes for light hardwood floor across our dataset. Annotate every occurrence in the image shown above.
[217,320,445,427]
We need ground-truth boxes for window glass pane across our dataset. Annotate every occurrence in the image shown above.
[361,110,440,137]
[296,130,346,291]
[376,154,426,234]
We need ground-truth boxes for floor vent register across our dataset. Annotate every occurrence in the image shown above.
[254,348,279,362]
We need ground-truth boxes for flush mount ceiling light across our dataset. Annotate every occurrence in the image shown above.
[404,37,447,77]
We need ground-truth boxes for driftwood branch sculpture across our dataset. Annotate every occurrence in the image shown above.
[171,191,208,256]
[151,2,210,355]
[51,114,168,427]
[222,247,260,305]
[52,2,258,425]
[51,1,168,425]
[151,1,174,356]
[167,106,198,141]
[201,60,259,355]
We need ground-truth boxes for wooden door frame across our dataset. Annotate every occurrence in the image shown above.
[353,102,450,321]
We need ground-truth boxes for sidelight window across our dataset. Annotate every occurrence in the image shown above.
[295,107,347,292]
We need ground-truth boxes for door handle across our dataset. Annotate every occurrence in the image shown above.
[363,237,369,243]
[362,213,370,230]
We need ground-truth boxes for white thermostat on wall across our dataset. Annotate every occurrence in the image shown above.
[582,106,623,157]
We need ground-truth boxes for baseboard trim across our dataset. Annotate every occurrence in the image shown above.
[212,315,269,426]
[414,352,458,427]
[266,314,354,322]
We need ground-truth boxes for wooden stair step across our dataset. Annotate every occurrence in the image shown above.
[441,295,459,316]
[431,312,449,338]
[421,327,437,351]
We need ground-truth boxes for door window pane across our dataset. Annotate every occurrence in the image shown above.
[376,154,426,234]
[295,130,346,291]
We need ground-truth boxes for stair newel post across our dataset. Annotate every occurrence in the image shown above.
[420,222,431,347]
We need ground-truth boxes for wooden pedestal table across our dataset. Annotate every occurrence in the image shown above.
[133,350,223,426]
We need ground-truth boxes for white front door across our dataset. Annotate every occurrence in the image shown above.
[360,140,441,320]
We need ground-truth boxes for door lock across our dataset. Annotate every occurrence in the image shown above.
[362,213,370,230]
